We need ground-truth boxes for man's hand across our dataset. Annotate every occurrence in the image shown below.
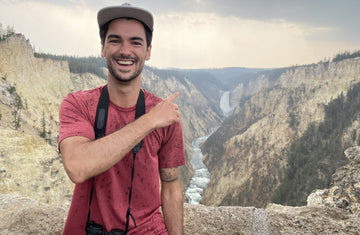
[147,92,180,130]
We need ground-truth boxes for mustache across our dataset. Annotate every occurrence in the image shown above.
[113,55,137,61]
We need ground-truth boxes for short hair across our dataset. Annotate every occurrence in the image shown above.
[99,18,153,48]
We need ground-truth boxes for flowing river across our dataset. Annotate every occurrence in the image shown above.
[185,91,233,204]
[185,133,213,204]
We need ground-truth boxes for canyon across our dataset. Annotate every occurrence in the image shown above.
[0,33,359,233]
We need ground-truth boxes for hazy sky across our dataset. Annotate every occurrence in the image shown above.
[1,0,359,69]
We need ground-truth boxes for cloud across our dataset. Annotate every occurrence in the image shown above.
[1,1,360,69]
[0,1,100,56]
[148,12,357,69]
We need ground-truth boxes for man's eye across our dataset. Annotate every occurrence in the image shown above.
[132,41,142,46]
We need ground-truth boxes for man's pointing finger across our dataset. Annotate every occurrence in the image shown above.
[165,92,179,103]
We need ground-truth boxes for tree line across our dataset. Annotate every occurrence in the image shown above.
[34,53,107,79]
[332,50,360,63]
[0,24,15,41]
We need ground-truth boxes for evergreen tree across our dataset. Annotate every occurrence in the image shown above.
[40,111,46,139]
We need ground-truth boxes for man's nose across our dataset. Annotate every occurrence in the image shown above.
[118,41,132,55]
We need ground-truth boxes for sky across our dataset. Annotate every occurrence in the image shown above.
[1,0,360,69]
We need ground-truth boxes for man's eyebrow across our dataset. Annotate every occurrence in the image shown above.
[106,34,144,42]
[107,34,121,40]
[130,36,145,42]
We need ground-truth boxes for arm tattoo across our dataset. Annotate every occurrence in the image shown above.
[160,167,178,183]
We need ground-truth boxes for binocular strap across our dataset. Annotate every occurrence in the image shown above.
[87,86,145,234]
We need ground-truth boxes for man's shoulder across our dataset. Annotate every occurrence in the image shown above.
[63,86,104,103]
[143,89,162,105]
[60,86,105,114]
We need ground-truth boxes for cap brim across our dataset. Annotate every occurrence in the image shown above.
[97,6,153,32]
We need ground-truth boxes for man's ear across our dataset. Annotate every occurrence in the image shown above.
[101,41,105,58]
[145,45,152,61]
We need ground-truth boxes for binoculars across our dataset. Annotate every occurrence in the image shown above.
[86,221,126,235]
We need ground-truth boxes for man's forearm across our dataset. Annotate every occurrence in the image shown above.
[60,113,155,183]
[60,93,181,184]
[161,180,184,235]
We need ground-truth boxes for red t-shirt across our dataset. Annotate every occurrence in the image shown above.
[58,86,186,234]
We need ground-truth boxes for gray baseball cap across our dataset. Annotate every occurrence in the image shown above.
[97,3,154,32]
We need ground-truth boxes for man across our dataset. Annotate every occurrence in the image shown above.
[58,4,185,235]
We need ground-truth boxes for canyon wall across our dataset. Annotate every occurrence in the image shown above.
[201,59,360,207]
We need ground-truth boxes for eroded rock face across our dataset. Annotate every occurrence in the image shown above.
[307,146,360,217]
[201,59,360,207]
[0,129,74,207]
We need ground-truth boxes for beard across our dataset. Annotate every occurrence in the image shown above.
[106,55,144,83]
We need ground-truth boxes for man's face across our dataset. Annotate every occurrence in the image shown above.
[101,18,151,83]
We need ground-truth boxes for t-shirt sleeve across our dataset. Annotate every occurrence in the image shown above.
[158,121,186,169]
[58,93,95,147]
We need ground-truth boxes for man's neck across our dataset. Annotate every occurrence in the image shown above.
[107,78,142,108]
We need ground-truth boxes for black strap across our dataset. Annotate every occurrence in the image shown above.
[124,87,145,233]
[87,85,145,233]
[94,85,109,139]
[132,89,145,153]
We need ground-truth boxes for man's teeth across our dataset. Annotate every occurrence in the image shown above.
[117,60,134,65]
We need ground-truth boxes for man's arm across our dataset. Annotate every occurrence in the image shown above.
[160,167,183,235]
[60,93,180,184]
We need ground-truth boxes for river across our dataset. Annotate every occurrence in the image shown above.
[185,91,233,204]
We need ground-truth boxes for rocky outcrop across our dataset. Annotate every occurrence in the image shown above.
[1,193,359,234]
[307,146,360,217]
[201,59,360,207]
[0,193,67,234]
[264,203,359,235]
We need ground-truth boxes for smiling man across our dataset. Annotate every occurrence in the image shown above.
[103,18,150,83]
[58,4,185,235]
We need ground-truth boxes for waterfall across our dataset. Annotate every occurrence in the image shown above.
[220,91,234,117]
[186,91,233,204]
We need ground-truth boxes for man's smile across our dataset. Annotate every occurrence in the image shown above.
[117,59,135,66]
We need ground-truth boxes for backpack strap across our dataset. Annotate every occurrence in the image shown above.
[87,85,146,233]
